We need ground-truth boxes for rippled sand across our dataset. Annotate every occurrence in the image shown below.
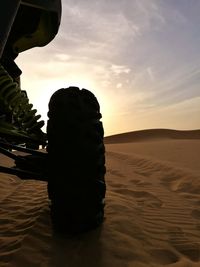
[0,129,200,267]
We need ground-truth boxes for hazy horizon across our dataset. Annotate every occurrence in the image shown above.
[16,0,200,136]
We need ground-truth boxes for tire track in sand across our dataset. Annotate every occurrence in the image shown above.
[106,151,200,264]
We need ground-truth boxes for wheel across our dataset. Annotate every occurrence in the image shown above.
[47,86,106,234]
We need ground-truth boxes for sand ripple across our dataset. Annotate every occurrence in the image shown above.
[0,140,200,267]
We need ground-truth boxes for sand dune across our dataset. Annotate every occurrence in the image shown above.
[104,129,200,144]
[0,129,200,267]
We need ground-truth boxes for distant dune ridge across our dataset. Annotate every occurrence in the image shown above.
[104,128,200,144]
[0,128,200,267]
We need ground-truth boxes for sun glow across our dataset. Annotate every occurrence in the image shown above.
[20,75,113,135]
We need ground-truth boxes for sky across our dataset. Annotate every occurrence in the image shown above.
[16,0,200,136]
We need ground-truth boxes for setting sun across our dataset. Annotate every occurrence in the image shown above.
[1,2,200,266]
[16,0,200,136]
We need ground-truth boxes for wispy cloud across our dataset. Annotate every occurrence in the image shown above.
[110,65,131,75]
[16,0,200,134]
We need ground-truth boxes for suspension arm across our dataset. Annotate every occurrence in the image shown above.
[0,165,47,181]
[0,141,46,157]
[0,142,47,181]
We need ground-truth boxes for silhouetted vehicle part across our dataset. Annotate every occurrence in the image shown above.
[0,1,106,235]
[0,63,46,147]
[0,86,106,235]
[0,141,47,180]
[0,0,61,147]
[47,87,106,234]
[0,0,61,58]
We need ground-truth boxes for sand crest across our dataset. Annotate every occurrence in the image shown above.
[0,129,200,267]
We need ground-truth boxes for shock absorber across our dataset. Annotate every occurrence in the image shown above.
[0,63,45,144]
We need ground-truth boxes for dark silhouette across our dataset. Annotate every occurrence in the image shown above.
[47,87,106,235]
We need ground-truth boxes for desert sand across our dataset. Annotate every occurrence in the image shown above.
[0,129,200,267]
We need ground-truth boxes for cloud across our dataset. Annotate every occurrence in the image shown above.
[60,1,139,55]
[57,0,168,63]
[146,67,155,82]
[110,65,131,76]
[16,1,200,134]
[116,83,122,89]
[54,53,71,61]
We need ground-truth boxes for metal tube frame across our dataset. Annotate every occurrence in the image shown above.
[0,142,47,181]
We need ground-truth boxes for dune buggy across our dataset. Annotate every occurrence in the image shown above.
[0,0,106,235]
